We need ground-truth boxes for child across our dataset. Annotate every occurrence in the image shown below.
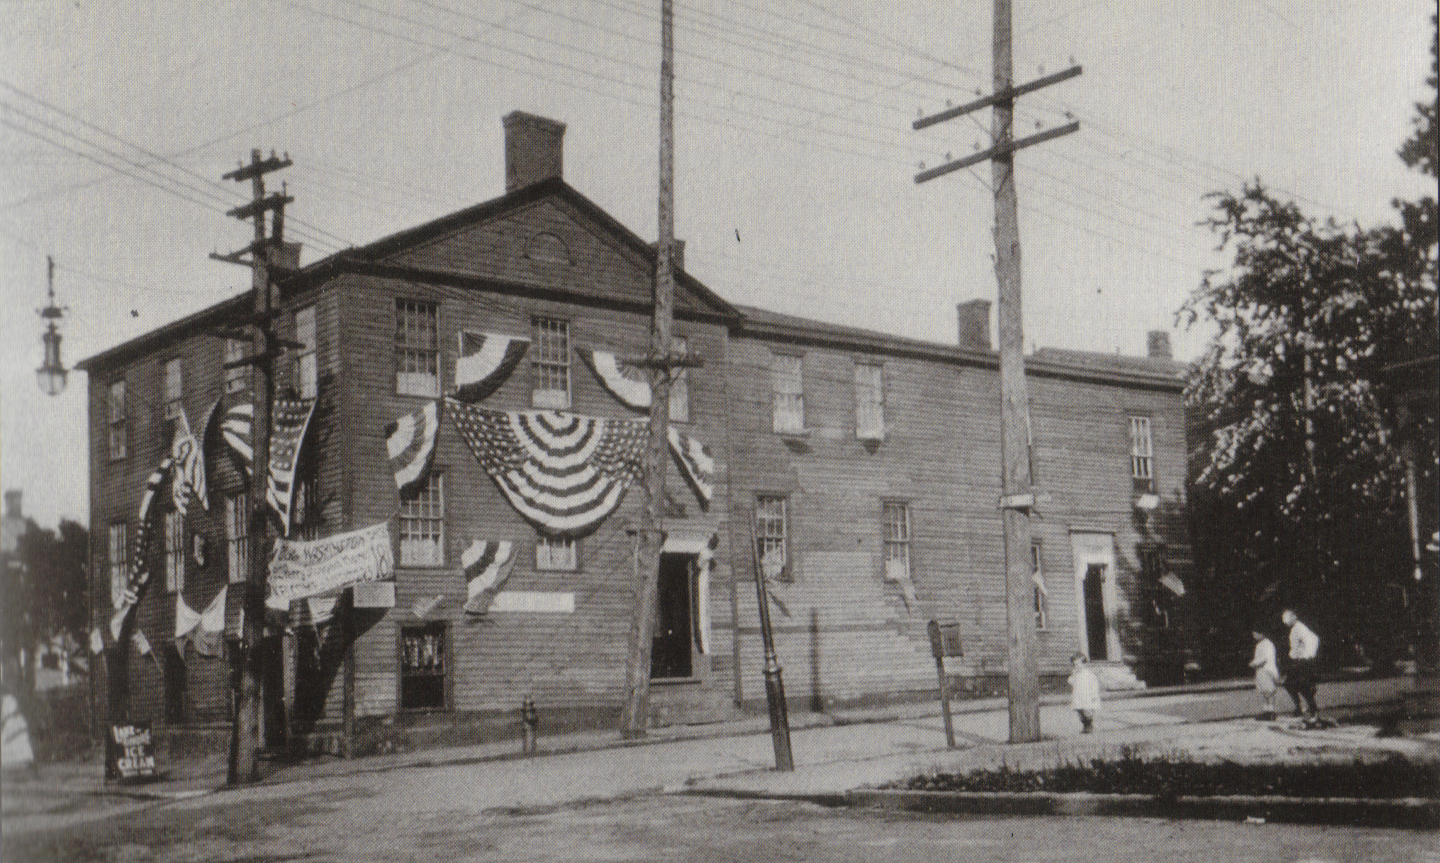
[1248,628,1280,721]
[1068,652,1100,734]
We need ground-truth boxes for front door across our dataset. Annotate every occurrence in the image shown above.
[1071,532,1119,660]
[1083,564,1109,659]
[651,553,693,679]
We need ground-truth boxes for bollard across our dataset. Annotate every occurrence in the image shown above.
[521,695,539,755]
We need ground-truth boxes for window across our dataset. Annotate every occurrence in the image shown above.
[399,474,444,566]
[164,510,184,593]
[536,535,577,571]
[294,305,317,399]
[108,380,127,460]
[224,338,249,394]
[755,495,788,579]
[1129,415,1154,493]
[855,361,884,440]
[882,501,910,583]
[395,299,439,397]
[668,335,690,422]
[163,358,183,419]
[292,474,320,542]
[771,354,804,434]
[400,622,446,710]
[226,493,249,584]
[1032,541,1048,630]
[532,317,570,408]
[107,522,128,609]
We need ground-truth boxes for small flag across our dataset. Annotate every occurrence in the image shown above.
[578,348,651,409]
[411,593,445,618]
[454,330,529,403]
[667,427,715,505]
[884,558,917,610]
[175,593,202,640]
[462,539,517,615]
[221,402,254,475]
[305,595,337,628]
[386,401,439,494]
[267,396,317,536]
[170,406,207,514]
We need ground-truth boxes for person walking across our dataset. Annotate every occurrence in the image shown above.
[1281,609,1321,720]
[1248,627,1281,720]
[1068,652,1101,734]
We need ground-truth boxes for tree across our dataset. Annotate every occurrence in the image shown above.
[1182,23,1438,668]
[2,519,89,692]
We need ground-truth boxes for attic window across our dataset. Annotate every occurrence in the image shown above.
[523,232,572,264]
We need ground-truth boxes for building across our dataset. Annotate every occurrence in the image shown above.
[79,112,1192,755]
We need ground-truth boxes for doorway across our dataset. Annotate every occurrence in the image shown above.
[1071,532,1119,660]
[1083,564,1109,659]
[651,552,693,679]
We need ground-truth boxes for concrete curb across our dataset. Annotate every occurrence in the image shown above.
[842,788,1440,830]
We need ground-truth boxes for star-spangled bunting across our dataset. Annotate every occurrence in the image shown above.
[461,539,517,615]
[266,396,317,536]
[446,401,648,535]
[221,402,254,475]
[386,401,439,494]
[577,349,651,410]
[667,427,715,506]
[454,331,529,403]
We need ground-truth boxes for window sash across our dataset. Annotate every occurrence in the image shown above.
[532,318,570,407]
[1032,542,1047,629]
[164,511,184,593]
[536,536,577,571]
[771,355,804,433]
[399,475,444,566]
[108,381,127,459]
[295,305,318,399]
[1129,416,1153,480]
[108,522,128,608]
[882,502,909,580]
[755,496,787,569]
[163,359,183,418]
[855,362,884,439]
[224,339,249,394]
[399,624,447,710]
[395,300,440,397]
[226,493,249,584]
[669,336,689,422]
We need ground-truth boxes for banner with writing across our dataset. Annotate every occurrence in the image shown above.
[267,522,394,608]
[106,722,157,781]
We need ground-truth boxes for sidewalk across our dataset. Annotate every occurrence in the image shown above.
[3,674,1430,826]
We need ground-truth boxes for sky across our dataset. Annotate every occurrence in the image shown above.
[1,0,1433,529]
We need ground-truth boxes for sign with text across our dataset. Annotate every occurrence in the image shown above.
[268,522,393,608]
[106,722,157,781]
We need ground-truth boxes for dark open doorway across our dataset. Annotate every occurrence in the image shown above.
[651,553,693,679]
[1084,563,1109,660]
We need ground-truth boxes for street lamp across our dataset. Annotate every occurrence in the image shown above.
[36,256,67,397]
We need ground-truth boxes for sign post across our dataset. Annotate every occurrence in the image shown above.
[928,620,964,749]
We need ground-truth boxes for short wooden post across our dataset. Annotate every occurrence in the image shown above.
[928,620,962,749]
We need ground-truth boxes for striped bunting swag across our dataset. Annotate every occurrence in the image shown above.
[385,401,439,494]
[461,540,517,615]
[667,427,715,506]
[446,400,648,535]
[577,348,651,409]
[454,330,529,403]
[221,402,254,476]
[266,397,317,536]
[169,405,208,514]
[111,457,172,641]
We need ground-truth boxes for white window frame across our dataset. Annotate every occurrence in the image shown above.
[855,361,884,440]
[164,510,185,593]
[399,474,445,567]
[771,353,804,434]
[668,335,690,423]
[882,500,910,583]
[108,522,128,609]
[396,299,440,398]
[294,304,317,399]
[163,358,184,419]
[1129,415,1154,492]
[532,317,571,409]
[108,380,127,460]
[226,492,249,584]
[224,338,249,394]
[535,535,578,571]
[755,495,788,578]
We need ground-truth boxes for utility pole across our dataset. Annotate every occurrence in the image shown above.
[913,0,1079,743]
[619,0,678,739]
[214,149,292,783]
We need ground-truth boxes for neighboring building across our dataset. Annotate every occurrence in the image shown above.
[78,112,1192,754]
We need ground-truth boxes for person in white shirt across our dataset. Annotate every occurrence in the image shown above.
[1068,652,1101,734]
[1281,609,1321,718]
[1248,628,1280,720]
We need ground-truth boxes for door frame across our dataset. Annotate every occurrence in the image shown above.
[1070,531,1120,660]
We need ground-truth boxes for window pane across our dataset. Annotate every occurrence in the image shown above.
[108,523,127,608]
[396,300,440,397]
[755,496,787,572]
[536,536,577,570]
[227,493,249,583]
[855,363,883,439]
[882,502,909,581]
[532,318,570,408]
[400,624,446,710]
[108,381,127,459]
[295,306,318,399]
[400,475,444,566]
[225,339,249,394]
[771,355,803,433]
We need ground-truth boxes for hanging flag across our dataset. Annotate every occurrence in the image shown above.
[577,348,651,409]
[170,407,207,514]
[454,330,529,403]
[884,557,918,610]
[304,595,338,628]
[386,401,439,494]
[89,628,104,654]
[446,402,648,535]
[221,402,254,475]
[461,539,517,615]
[190,586,227,657]
[667,427,715,506]
[175,593,202,641]
[267,396,317,536]
[111,457,173,640]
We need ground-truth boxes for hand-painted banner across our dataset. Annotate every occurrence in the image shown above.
[267,522,394,608]
[577,348,651,409]
[454,330,529,403]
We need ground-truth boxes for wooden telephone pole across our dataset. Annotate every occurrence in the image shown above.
[913,0,1079,743]
[214,149,292,783]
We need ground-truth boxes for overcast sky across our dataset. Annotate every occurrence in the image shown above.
[2,1,1433,528]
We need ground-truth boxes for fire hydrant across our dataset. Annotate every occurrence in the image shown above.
[521,695,539,755]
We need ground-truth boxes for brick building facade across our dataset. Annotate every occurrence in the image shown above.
[79,112,1191,754]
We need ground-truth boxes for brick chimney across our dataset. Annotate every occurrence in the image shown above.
[957,300,992,351]
[503,111,566,192]
[1147,330,1172,360]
